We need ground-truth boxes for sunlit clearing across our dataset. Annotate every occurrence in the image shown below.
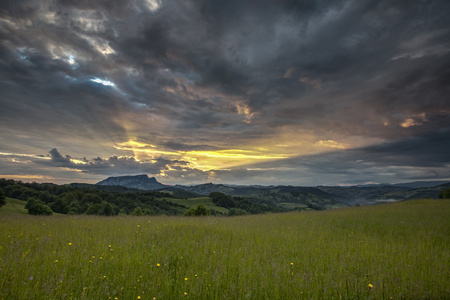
[91,78,115,87]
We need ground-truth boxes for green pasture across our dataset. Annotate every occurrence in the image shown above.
[0,199,449,299]
[0,198,27,215]
[165,197,229,214]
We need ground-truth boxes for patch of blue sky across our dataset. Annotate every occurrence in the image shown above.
[90,78,116,87]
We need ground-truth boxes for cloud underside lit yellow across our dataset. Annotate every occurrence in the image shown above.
[115,141,286,170]
[114,137,349,171]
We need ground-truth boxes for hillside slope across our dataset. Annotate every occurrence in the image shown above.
[0,198,27,215]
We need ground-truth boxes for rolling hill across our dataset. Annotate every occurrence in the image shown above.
[95,175,450,209]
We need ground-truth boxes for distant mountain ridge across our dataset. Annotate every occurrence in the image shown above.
[95,174,450,208]
[96,174,165,190]
[356,180,450,188]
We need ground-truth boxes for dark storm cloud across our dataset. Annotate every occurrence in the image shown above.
[1,0,450,184]
[3,0,449,137]
[41,148,186,176]
[49,148,72,165]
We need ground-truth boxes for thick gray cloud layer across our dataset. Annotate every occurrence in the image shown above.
[0,0,449,185]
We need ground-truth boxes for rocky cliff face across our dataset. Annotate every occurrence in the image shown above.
[96,174,165,190]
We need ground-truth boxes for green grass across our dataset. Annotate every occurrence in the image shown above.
[166,197,229,214]
[0,198,28,215]
[0,199,449,299]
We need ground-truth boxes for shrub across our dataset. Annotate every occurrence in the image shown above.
[131,207,144,216]
[184,204,211,216]
[26,197,53,215]
[0,188,5,207]
[439,188,450,199]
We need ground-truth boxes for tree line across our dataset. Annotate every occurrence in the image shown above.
[0,179,283,216]
[0,178,185,216]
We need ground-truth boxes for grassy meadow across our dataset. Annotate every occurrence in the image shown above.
[0,198,27,215]
[0,199,449,299]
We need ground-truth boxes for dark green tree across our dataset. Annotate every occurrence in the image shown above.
[82,193,103,205]
[439,188,450,199]
[86,203,102,215]
[209,192,235,208]
[99,201,114,216]
[50,198,69,214]
[131,207,144,216]
[183,204,211,216]
[0,188,6,207]
[39,191,57,203]
[68,201,81,215]
[26,197,53,215]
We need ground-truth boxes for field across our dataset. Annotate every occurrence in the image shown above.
[0,198,27,215]
[163,197,229,214]
[1,199,449,299]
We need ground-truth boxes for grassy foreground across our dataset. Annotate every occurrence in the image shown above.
[0,199,449,299]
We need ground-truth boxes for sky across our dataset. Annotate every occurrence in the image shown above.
[0,0,449,186]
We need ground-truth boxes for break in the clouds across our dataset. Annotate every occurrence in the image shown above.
[0,0,449,185]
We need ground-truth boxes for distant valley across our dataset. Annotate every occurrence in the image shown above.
[94,174,450,209]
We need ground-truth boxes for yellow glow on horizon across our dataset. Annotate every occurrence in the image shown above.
[187,149,286,160]
[114,139,288,171]
[0,174,55,180]
[113,133,358,173]
[114,145,182,157]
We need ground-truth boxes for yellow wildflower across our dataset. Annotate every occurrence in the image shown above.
[368,283,374,289]
[68,242,72,246]
[156,263,161,267]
